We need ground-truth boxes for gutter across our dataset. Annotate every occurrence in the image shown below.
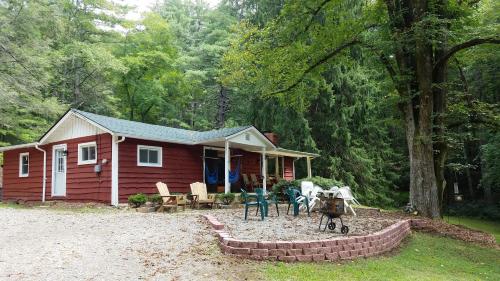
[34,144,47,203]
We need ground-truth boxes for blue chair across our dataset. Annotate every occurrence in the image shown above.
[241,188,265,220]
[286,187,310,216]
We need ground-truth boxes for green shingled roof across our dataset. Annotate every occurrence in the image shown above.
[73,109,252,144]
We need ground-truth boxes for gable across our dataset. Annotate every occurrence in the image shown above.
[41,113,108,144]
[226,127,275,149]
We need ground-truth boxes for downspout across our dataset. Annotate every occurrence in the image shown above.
[34,144,46,203]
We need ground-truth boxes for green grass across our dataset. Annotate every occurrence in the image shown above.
[0,202,112,213]
[445,216,500,243]
[0,202,27,209]
[264,233,500,281]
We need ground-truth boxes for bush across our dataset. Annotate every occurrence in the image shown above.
[217,193,236,205]
[446,201,500,221]
[294,176,344,189]
[148,194,162,205]
[128,193,147,208]
[393,191,410,208]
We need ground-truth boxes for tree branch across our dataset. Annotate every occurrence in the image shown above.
[433,37,500,73]
[270,39,360,95]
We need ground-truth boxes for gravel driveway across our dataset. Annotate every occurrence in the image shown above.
[0,207,257,281]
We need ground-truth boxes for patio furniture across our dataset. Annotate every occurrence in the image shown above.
[318,194,349,234]
[205,165,218,185]
[250,174,262,189]
[241,188,265,220]
[242,174,252,191]
[156,182,187,211]
[300,181,323,211]
[286,187,310,216]
[328,186,359,216]
[229,159,241,184]
[190,182,215,209]
[254,188,280,217]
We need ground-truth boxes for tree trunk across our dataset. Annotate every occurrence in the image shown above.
[405,100,441,218]
[216,84,228,128]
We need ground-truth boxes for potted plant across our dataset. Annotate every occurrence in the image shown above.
[128,193,147,208]
[148,194,163,210]
[217,193,236,206]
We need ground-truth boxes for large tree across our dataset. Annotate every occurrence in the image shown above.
[222,0,499,218]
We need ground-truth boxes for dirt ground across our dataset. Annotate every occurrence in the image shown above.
[0,207,258,281]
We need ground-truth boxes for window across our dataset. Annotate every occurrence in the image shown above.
[19,153,29,177]
[78,142,97,165]
[137,145,162,167]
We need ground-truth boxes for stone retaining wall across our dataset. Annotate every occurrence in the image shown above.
[203,215,417,262]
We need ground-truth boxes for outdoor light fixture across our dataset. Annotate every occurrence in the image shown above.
[62,150,68,156]
[454,194,463,202]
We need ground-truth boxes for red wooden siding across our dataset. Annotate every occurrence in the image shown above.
[118,138,203,202]
[2,133,112,203]
[240,150,262,177]
[45,134,112,202]
[2,148,44,201]
[283,157,294,180]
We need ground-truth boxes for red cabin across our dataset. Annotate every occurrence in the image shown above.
[0,109,318,205]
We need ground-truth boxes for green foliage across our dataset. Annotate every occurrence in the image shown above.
[1,0,498,215]
[148,194,163,204]
[216,193,236,205]
[447,201,500,221]
[128,193,147,207]
[271,180,296,194]
[481,133,500,191]
[292,177,344,190]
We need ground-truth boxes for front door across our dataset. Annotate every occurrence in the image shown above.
[52,145,67,196]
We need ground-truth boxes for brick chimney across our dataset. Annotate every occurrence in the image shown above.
[264,132,279,146]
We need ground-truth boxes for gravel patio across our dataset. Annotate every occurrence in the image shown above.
[212,206,400,241]
[0,206,257,281]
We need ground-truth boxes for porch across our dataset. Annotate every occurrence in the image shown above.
[200,129,318,193]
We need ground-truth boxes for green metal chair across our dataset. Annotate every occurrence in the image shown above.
[241,188,265,221]
[286,187,310,216]
[255,188,280,217]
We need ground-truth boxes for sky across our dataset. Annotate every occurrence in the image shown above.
[114,0,221,20]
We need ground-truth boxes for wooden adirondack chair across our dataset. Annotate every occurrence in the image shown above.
[250,174,262,189]
[242,174,252,190]
[190,182,215,209]
[156,182,186,212]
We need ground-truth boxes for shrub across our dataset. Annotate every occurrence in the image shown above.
[149,194,162,205]
[128,193,147,208]
[446,201,500,221]
[293,176,344,189]
[217,193,236,205]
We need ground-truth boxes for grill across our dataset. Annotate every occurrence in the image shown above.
[318,194,349,234]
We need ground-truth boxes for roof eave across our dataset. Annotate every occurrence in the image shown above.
[0,142,38,152]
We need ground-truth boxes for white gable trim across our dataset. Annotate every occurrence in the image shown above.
[225,126,276,149]
[39,110,113,144]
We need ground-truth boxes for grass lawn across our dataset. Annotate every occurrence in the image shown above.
[264,233,500,281]
[444,216,500,243]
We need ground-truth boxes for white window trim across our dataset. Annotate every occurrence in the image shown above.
[78,141,97,165]
[19,152,29,177]
[137,145,162,167]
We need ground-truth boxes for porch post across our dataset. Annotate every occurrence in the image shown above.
[306,157,312,178]
[224,140,230,194]
[261,147,267,192]
[275,157,279,178]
